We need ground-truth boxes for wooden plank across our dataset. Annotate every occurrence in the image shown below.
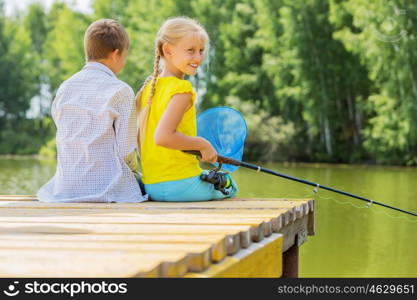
[0,220,264,244]
[0,208,288,215]
[0,199,307,223]
[0,200,304,223]
[0,215,272,240]
[0,249,189,277]
[0,199,309,215]
[0,233,224,243]
[136,200,309,216]
[0,231,239,258]
[0,233,228,263]
[0,201,299,225]
[0,209,286,232]
[237,198,313,215]
[0,223,251,253]
[185,233,283,278]
[288,198,315,212]
[279,214,310,252]
[0,241,212,273]
[0,208,287,224]
[0,196,313,220]
[0,196,310,203]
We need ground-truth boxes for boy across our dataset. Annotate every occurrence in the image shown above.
[37,19,147,202]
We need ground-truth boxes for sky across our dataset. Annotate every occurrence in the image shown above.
[4,0,93,16]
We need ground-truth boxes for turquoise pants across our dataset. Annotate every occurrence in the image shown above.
[144,171,238,202]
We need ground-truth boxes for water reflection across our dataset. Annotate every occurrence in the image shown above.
[0,158,56,194]
[235,162,417,277]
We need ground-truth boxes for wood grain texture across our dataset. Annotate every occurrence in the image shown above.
[186,233,284,278]
[0,197,313,277]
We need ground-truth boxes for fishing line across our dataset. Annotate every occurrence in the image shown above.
[191,106,417,218]
[313,189,417,223]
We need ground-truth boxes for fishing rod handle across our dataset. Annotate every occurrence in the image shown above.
[182,150,242,167]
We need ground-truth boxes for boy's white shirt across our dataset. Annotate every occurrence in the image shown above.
[37,62,148,203]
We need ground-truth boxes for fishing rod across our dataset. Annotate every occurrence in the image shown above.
[184,150,417,217]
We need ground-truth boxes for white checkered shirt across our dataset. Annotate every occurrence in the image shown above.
[37,62,148,203]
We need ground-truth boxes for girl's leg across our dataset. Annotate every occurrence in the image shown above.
[145,171,238,202]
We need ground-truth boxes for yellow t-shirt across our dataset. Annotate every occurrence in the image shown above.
[139,77,202,184]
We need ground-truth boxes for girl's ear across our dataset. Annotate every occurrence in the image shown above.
[162,43,172,58]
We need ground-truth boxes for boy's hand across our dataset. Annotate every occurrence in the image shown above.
[124,149,140,173]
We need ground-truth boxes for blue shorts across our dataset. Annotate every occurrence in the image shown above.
[144,171,238,202]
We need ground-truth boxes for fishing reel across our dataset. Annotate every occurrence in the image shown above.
[200,162,230,195]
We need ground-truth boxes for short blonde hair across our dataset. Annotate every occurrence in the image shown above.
[84,19,130,61]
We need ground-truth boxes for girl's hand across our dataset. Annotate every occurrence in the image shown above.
[199,140,218,164]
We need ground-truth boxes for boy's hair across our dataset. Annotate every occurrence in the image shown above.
[84,19,130,61]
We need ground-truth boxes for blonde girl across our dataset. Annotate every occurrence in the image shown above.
[136,17,237,201]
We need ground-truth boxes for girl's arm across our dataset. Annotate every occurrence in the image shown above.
[154,93,217,163]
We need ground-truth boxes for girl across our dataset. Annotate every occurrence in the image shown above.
[136,17,238,202]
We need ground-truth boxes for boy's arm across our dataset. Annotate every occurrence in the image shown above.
[112,85,140,173]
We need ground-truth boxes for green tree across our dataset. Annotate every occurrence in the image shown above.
[43,2,89,94]
[23,3,50,119]
[0,2,41,153]
[189,0,300,160]
[2,0,416,164]
[279,0,371,162]
[92,0,178,89]
[190,0,371,162]
[331,0,417,164]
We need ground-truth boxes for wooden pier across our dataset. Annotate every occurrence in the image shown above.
[0,196,314,278]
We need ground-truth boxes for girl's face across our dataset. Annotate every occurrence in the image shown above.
[163,32,206,77]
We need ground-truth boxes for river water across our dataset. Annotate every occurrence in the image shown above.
[1,158,416,277]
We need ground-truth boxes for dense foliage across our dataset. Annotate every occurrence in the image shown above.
[1,0,416,164]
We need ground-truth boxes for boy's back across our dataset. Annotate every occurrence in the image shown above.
[37,19,146,203]
[37,62,144,203]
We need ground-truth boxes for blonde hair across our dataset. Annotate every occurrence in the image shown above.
[84,19,129,61]
[136,17,209,148]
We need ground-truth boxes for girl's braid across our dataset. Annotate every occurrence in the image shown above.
[148,48,161,105]
[136,48,161,149]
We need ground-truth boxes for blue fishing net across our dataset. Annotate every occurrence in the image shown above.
[197,106,247,172]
